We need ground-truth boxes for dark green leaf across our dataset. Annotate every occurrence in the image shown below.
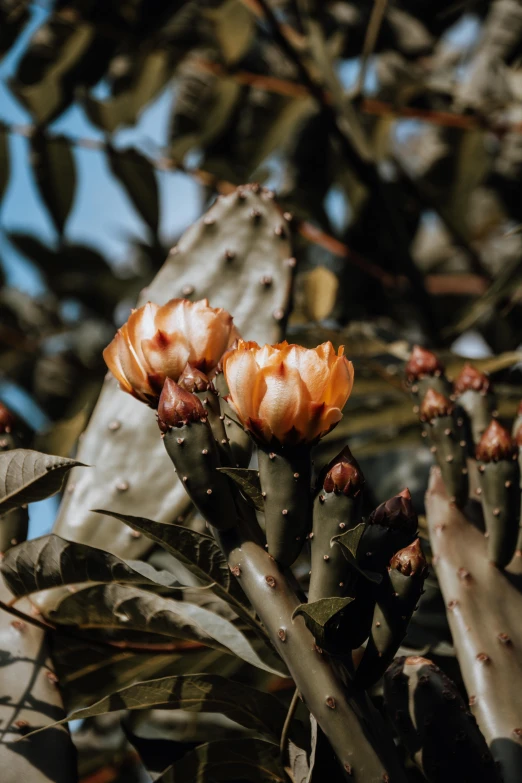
[47,583,286,675]
[93,514,286,677]
[331,524,382,584]
[0,449,85,516]
[157,738,284,782]
[217,467,263,511]
[292,597,354,647]
[21,673,290,741]
[107,146,159,234]
[30,132,76,235]
[0,534,183,597]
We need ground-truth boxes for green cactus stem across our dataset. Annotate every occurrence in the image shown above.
[221,400,254,468]
[257,446,312,567]
[308,446,364,603]
[159,379,238,531]
[384,656,500,783]
[426,468,522,783]
[476,419,520,568]
[404,345,452,403]
[355,540,428,689]
[453,363,496,447]
[216,525,407,782]
[419,389,468,508]
[178,364,233,466]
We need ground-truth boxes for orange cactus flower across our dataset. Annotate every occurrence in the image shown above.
[103,298,239,404]
[223,340,354,446]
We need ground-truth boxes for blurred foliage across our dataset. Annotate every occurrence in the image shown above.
[2,0,522,781]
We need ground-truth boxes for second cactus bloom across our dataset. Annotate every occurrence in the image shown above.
[223,340,354,565]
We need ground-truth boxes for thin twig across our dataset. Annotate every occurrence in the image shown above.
[352,0,389,100]
[280,687,300,771]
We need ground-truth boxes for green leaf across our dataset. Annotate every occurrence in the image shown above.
[47,583,286,676]
[20,673,291,742]
[331,524,382,584]
[93,513,286,676]
[107,146,159,235]
[217,467,263,511]
[292,597,354,647]
[0,449,85,516]
[0,534,183,598]
[157,738,284,782]
[30,132,76,235]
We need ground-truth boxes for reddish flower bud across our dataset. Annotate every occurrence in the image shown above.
[368,488,418,534]
[178,363,211,393]
[453,363,491,395]
[322,446,364,496]
[419,388,454,422]
[157,378,206,432]
[390,538,427,577]
[476,419,516,462]
[0,403,15,434]
[405,346,444,382]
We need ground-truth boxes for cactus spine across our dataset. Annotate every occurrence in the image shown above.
[257,446,312,567]
[419,389,468,508]
[159,379,238,531]
[308,446,364,602]
[384,656,500,783]
[475,419,520,567]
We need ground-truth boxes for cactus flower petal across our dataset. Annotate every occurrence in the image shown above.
[103,298,239,406]
[223,340,354,446]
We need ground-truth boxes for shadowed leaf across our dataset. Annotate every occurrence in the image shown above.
[0,534,183,597]
[47,583,286,676]
[20,673,291,742]
[157,737,284,782]
[292,597,354,647]
[0,450,85,516]
[217,467,263,511]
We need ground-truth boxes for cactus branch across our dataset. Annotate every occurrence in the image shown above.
[216,525,407,782]
[425,467,522,783]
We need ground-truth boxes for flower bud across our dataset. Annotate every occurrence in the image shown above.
[405,346,444,382]
[419,388,454,422]
[390,538,427,576]
[322,446,364,496]
[453,363,491,395]
[368,488,418,534]
[157,378,206,433]
[0,403,15,434]
[178,363,211,393]
[475,419,516,462]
